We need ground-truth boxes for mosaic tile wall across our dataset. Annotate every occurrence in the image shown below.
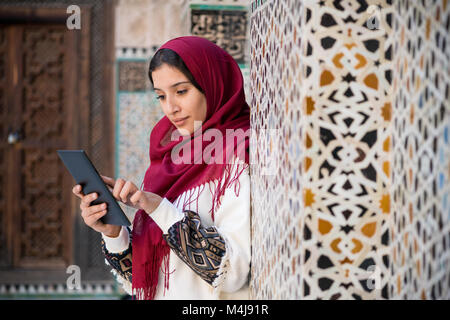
[115,79,164,221]
[390,0,450,299]
[249,0,449,299]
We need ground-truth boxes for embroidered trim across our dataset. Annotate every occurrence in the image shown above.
[105,259,133,295]
[163,209,226,286]
[101,227,133,294]
[211,230,231,293]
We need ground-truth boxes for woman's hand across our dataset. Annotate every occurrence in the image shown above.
[72,184,121,238]
[101,175,163,214]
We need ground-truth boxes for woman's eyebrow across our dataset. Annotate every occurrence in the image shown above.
[153,81,190,91]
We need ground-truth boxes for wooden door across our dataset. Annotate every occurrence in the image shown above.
[0,23,76,268]
[0,7,91,280]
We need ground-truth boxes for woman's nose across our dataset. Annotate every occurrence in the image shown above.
[166,97,181,114]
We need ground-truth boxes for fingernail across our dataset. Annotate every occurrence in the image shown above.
[102,203,107,208]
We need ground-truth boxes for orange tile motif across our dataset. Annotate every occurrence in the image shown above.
[249,0,450,299]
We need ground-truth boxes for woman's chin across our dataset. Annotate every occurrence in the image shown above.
[176,126,193,136]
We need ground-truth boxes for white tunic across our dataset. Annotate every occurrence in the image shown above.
[102,160,251,300]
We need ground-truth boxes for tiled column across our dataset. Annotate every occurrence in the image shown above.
[390,0,450,299]
[249,0,449,299]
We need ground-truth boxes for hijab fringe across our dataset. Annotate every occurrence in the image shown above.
[210,159,248,221]
[180,156,249,222]
[132,240,170,300]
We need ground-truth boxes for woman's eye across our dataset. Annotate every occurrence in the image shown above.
[156,95,164,100]
[177,89,187,95]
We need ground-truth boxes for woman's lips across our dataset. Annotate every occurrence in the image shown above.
[174,117,188,125]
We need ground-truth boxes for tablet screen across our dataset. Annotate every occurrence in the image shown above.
[57,150,131,226]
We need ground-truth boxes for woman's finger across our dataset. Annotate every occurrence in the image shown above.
[80,202,106,221]
[72,185,84,198]
[119,181,136,203]
[101,175,116,188]
[130,190,142,205]
[85,203,107,217]
[112,178,125,200]
[80,192,97,209]
[84,210,107,227]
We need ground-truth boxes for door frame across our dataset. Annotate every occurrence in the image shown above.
[0,4,115,283]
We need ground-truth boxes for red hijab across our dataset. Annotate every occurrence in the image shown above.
[131,36,250,300]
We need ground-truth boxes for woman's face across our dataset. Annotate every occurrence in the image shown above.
[152,63,207,136]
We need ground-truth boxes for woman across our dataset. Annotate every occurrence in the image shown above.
[72,36,251,300]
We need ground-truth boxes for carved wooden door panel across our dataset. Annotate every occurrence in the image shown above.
[0,23,76,269]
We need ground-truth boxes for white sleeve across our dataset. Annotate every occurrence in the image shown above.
[211,164,251,293]
[101,226,130,253]
[101,197,183,253]
[148,197,185,233]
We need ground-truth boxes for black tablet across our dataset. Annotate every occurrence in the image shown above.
[57,150,131,226]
